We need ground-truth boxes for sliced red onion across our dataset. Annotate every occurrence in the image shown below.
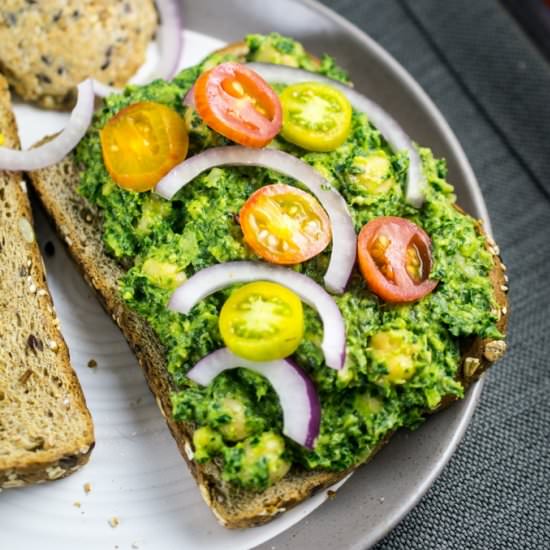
[188,347,321,449]
[155,146,356,293]
[0,79,94,171]
[93,0,183,97]
[183,83,196,108]
[90,80,119,98]
[246,62,426,208]
[169,261,346,370]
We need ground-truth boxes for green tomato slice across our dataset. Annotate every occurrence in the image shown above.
[219,281,304,361]
[279,82,352,152]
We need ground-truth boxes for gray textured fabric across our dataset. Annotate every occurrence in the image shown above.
[320,0,550,548]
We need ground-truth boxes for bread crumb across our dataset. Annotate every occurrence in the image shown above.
[108,516,120,528]
[18,218,35,243]
[47,339,59,351]
[87,359,98,369]
[83,482,92,494]
[130,397,143,408]
[326,490,336,500]
[73,501,81,508]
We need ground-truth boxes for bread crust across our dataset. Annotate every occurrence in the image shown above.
[0,75,94,489]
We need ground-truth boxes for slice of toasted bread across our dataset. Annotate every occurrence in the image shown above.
[27,138,507,525]
[0,76,94,490]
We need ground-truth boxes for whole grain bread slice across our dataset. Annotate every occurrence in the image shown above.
[0,76,94,490]
[27,140,507,525]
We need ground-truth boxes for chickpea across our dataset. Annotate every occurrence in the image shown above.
[351,152,394,195]
[370,330,419,384]
[192,426,222,462]
[218,398,251,442]
[239,432,291,486]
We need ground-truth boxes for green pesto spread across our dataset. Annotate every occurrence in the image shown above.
[75,33,501,491]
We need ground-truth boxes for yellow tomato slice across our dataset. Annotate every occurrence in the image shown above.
[100,101,189,192]
[279,82,352,152]
[219,281,304,361]
[239,183,331,265]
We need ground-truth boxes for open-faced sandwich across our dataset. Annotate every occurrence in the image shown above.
[1,33,507,527]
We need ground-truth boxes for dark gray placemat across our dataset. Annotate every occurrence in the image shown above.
[319,0,550,548]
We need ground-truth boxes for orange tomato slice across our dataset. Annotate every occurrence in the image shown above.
[239,183,331,264]
[100,101,189,192]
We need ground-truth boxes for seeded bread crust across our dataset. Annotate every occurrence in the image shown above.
[0,75,94,490]
[27,134,507,524]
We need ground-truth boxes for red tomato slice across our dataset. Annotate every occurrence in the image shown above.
[357,216,437,303]
[193,62,282,148]
[239,183,331,264]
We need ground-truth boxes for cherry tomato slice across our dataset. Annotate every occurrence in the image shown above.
[279,82,352,152]
[100,101,189,192]
[219,281,304,361]
[239,183,331,265]
[193,62,282,148]
[357,216,437,303]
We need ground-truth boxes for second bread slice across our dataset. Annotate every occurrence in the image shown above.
[0,75,94,489]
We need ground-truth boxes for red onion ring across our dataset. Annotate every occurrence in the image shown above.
[246,62,426,208]
[168,261,346,370]
[0,79,94,171]
[155,146,356,294]
[93,0,183,97]
[188,347,321,449]
[182,83,196,108]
